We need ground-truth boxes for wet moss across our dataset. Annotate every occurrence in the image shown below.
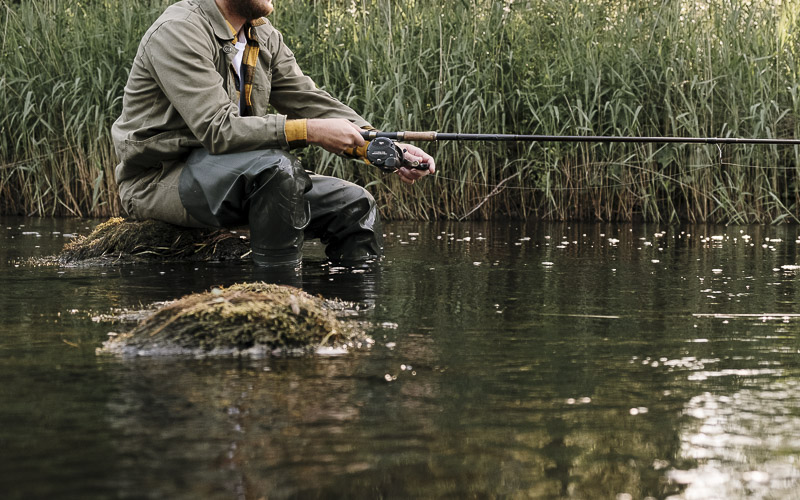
[100,283,370,356]
[58,217,249,264]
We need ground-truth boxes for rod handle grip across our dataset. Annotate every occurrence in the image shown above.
[402,131,437,141]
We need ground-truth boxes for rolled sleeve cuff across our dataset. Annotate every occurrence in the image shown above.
[284,118,308,149]
[264,113,287,149]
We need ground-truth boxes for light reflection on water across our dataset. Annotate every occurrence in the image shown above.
[670,380,800,499]
[1,217,800,499]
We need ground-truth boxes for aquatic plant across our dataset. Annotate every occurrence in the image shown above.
[0,0,171,217]
[1,0,799,222]
[99,283,369,356]
[59,217,249,264]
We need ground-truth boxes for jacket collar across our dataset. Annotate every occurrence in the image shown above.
[198,0,267,40]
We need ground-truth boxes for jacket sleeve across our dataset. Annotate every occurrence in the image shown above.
[267,31,372,128]
[142,18,289,153]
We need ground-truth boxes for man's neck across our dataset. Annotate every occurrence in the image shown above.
[214,0,246,33]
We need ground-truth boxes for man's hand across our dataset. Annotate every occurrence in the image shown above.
[396,143,436,185]
[307,120,435,184]
[307,118,365,154]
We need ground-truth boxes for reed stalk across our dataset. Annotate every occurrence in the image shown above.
[1,0,798,222]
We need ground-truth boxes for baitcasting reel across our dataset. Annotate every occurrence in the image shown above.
[365,137,427,173]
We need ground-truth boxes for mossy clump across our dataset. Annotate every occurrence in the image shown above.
[58,217,249,264]
[99,283,370,356]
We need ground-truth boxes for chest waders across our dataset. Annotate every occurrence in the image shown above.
[178,148,383,267]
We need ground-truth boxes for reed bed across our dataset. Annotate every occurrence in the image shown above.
[2,0,798,222]
[0,0,171,217]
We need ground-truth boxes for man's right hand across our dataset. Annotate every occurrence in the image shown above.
[307,118,365,155]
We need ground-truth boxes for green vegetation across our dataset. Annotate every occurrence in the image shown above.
[0,0,170,217]
[2,0,799,222]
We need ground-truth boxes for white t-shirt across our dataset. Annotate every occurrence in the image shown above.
[232,30,246,78]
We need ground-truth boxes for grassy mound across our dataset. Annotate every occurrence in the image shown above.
[59,217,249,264]
[99,283,370,356]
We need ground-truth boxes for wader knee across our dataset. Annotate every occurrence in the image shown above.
[248,154,311,267]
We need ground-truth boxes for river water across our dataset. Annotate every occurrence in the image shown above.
[1,216,799,499]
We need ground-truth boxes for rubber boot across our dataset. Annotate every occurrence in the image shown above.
[247,155,311,268]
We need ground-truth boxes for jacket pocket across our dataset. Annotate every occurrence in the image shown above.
[122,130,201,169]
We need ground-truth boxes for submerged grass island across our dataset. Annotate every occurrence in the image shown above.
[99,282,372,357]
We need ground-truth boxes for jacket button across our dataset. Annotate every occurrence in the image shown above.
[223,45,234,54]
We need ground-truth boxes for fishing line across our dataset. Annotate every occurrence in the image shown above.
[423,150,800,194]
[427,161,706,194]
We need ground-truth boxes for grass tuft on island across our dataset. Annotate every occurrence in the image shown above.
[99,282,371,357]
[57,217,250,265]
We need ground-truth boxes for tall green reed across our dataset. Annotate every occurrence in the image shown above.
[275,0,800,222]
[1,0,798,222]
[0,0,169,216]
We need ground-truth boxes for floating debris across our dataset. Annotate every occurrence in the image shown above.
[49,217,250,265]
[99,282,370,357]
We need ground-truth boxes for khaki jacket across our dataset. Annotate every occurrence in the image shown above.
[111,0,370,186]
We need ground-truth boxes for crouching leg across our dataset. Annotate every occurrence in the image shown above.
[305,175,383,263]
[179,149,311,267]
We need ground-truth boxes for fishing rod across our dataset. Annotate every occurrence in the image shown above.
[357,130,800,171]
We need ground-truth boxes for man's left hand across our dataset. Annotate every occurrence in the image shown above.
[396,143,436,185]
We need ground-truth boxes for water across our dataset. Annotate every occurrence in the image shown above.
[2,217,799,499]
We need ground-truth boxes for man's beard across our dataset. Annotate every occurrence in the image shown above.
[234,0,273,20]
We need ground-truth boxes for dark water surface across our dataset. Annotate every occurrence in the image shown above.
[2,217,800,499]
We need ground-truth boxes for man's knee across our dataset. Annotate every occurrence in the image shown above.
[347,184,377,212]
[250,151,310,199]
[305,176,381,228]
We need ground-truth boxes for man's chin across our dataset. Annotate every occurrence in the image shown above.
[238,0,274,20]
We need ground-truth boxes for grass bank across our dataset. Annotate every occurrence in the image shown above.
[2,0,799,222]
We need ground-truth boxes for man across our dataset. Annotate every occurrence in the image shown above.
[112,0,434,267]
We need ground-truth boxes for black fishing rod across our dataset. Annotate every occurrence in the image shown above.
[361,130,800,145]
[357,130,800,171]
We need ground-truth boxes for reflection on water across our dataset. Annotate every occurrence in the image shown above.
[1,217,799,499]
[671,379,800,499]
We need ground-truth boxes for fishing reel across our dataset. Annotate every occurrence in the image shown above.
[365,137,428,173]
